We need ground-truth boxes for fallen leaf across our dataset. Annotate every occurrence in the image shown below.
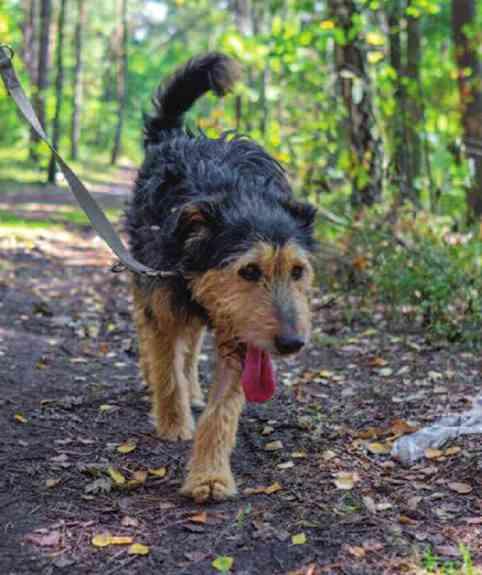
[127,470,147,488]
[117,440,137,454]
[321,449,336,461]
[92,533,112,548]
[99,404,117,413]
[121,516,139,528]
[46,478,61,488]
[291,533,307,545]
[148,466,167,478]
[264,481,282,494]
[107,467,126,486]
[425,448,443,459]
[277,461,294,470]
[291,451,307,459]
[109,536,134,545]
[261,425,274,435]
[212,555,234,572]
[448,482,472,494]
[189,512,207,524]
[368,357,387,367]
[367,442,391,455]
[25,530,61,547]
[15,413,28,424]
[345,544,365,558]
[264,440,283,451]
[333,472,359,490]
[318,369,334,379]
[128,543,150,555]
[378,368,393,377]
[445,446,461,456]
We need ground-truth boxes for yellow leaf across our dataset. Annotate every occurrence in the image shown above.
[291,451,307,459]
[92,533,113,547]
[292,533,307,545]
[212,555,234,572]
[99,404,116,413]
[109,536,133,545]
[264,440,283,451]
[117,440,137,454]
[333,472,359,490]
[318,370,334,379]
[15,413,28,424]
[320,20,335,30]
[108,467,126,486]
[445,446,461,456]
[46,478,61,488]
[148,466,167,478]
[346,544,366,558]
[264,482,282,494]
[128,543,150,555]
[367,442,391,455]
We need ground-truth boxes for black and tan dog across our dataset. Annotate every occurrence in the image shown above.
[126,53,317,503]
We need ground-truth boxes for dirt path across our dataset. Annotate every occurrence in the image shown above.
[0,191,480,574]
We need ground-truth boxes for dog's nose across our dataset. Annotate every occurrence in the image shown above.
[274,334,305,355]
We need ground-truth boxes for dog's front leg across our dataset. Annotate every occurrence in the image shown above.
[181,337,244,503]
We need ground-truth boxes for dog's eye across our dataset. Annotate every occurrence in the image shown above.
[291,265,304,281]
[239,264,262,282]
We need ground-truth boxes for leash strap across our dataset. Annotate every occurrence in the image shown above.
[0,44,172,278]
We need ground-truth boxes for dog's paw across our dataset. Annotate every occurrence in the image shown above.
[180,469,237,503]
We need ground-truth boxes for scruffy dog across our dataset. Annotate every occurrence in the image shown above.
[126,53,317,503]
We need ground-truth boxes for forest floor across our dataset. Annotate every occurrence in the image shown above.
[0,177,481,575]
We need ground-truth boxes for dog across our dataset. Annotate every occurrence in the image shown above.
[125,53,317,503]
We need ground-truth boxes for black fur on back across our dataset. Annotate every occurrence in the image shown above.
[126,53,317,319]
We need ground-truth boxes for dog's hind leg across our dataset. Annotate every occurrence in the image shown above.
[132,284,194,441]
[181,333,244,502]
[184,324,205,408]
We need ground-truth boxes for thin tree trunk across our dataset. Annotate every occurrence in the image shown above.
[111,0,128,165]
[232,0,251,131]
[406,0,422,201]
[452,0,482,220]
[48,0,67,183]
[31,0,52,160]
[387,0,412,205]
[330,0,383,207]
[21,0,37,82]
[71,0,86,160]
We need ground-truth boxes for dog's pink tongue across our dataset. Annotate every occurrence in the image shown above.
[240,345,276,403]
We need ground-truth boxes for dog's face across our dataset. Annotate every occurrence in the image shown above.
[180,195,316,357]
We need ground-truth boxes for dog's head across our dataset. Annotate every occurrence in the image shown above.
[175,186,316,400]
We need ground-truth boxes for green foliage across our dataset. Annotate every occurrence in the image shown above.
[334,208,482,345]
[421,545,476,575]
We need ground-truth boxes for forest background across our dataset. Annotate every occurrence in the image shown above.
[0,0,481,345]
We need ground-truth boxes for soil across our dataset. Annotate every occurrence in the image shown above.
[0,181,480,575]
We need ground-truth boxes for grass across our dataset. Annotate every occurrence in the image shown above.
[0,146,126,188]
[420,545,479,574]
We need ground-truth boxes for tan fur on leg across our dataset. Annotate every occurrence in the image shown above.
[184,324,205,408]
[181,334,244,502]
[132,283,194,441]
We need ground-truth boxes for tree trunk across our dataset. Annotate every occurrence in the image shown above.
[232,0,251,130]
[406,0,422,200]
[111,0,128,166]
[387,0,412,204]
[48,0,67,183]
[330,0,383,207]
[451,0,482,220]
[71,0,86,160]
[31,0,52,160]
[21,0,37,83]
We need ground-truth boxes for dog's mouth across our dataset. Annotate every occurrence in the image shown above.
[240,344,276,403]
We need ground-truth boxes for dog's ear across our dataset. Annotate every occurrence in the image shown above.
[283,199,317,232]
[174,200,221,246]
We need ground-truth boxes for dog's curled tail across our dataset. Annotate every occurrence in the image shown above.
[144,53,240,147]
